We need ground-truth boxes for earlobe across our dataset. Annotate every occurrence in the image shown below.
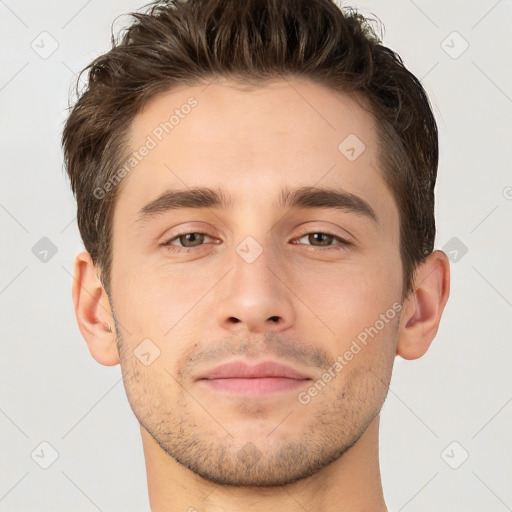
[72,251,120,366]
[397,250,451,360]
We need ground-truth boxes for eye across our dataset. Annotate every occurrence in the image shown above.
[293,231,352,250]
[162,231,215,250]
[161,229,352,253]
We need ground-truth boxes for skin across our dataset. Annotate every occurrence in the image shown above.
[72,78,450,511]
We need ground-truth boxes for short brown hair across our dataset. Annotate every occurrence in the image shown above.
[62,0,438,300]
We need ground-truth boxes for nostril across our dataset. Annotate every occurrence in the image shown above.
[268,316,279,323]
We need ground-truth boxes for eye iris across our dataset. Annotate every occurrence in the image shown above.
[179,233,205,247]
[170,232,339,249]
[310,233,333,246]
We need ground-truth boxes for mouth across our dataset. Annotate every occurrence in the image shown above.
[196,360,312,396]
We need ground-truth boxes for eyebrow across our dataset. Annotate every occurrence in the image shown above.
[135,185,378,225]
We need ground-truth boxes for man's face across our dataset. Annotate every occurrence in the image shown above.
[109,78,403,486]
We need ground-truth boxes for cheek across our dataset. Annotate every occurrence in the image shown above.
[111,263,210,365]
[292,256,402,385]
[298,256,401,338]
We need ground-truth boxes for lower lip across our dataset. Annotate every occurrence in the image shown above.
[199,377,310,395]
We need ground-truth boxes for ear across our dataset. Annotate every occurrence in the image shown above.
[397,250,450,360]
[72,251,120,366]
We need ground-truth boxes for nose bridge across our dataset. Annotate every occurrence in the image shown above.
[215,228,295,333]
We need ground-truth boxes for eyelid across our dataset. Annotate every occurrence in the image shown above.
[292,230,353,249]
[159,222,217,244]
[161,226,353,251]
[292,225,354,245]
[162,229,215,247]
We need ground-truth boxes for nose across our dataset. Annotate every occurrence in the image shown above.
[215,241,295,334]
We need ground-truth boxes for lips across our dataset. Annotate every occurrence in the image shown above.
[196,360,312,396]
[196,360,311,381]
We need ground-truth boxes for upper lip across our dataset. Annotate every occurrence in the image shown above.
[197,360,312,380]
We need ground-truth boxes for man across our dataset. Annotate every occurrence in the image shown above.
[62,0,450,510]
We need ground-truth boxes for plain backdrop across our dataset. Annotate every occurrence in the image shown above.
[0,0,511,511]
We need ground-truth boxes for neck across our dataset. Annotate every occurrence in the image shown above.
[142,415,387,512]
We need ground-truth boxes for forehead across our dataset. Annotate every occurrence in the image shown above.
[115,78,397,234]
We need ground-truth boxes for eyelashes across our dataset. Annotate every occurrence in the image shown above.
[293,231,353,249]
[162,231,214,251]
[161,229,353,253]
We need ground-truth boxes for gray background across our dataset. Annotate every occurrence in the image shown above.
[1,0,511,510]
